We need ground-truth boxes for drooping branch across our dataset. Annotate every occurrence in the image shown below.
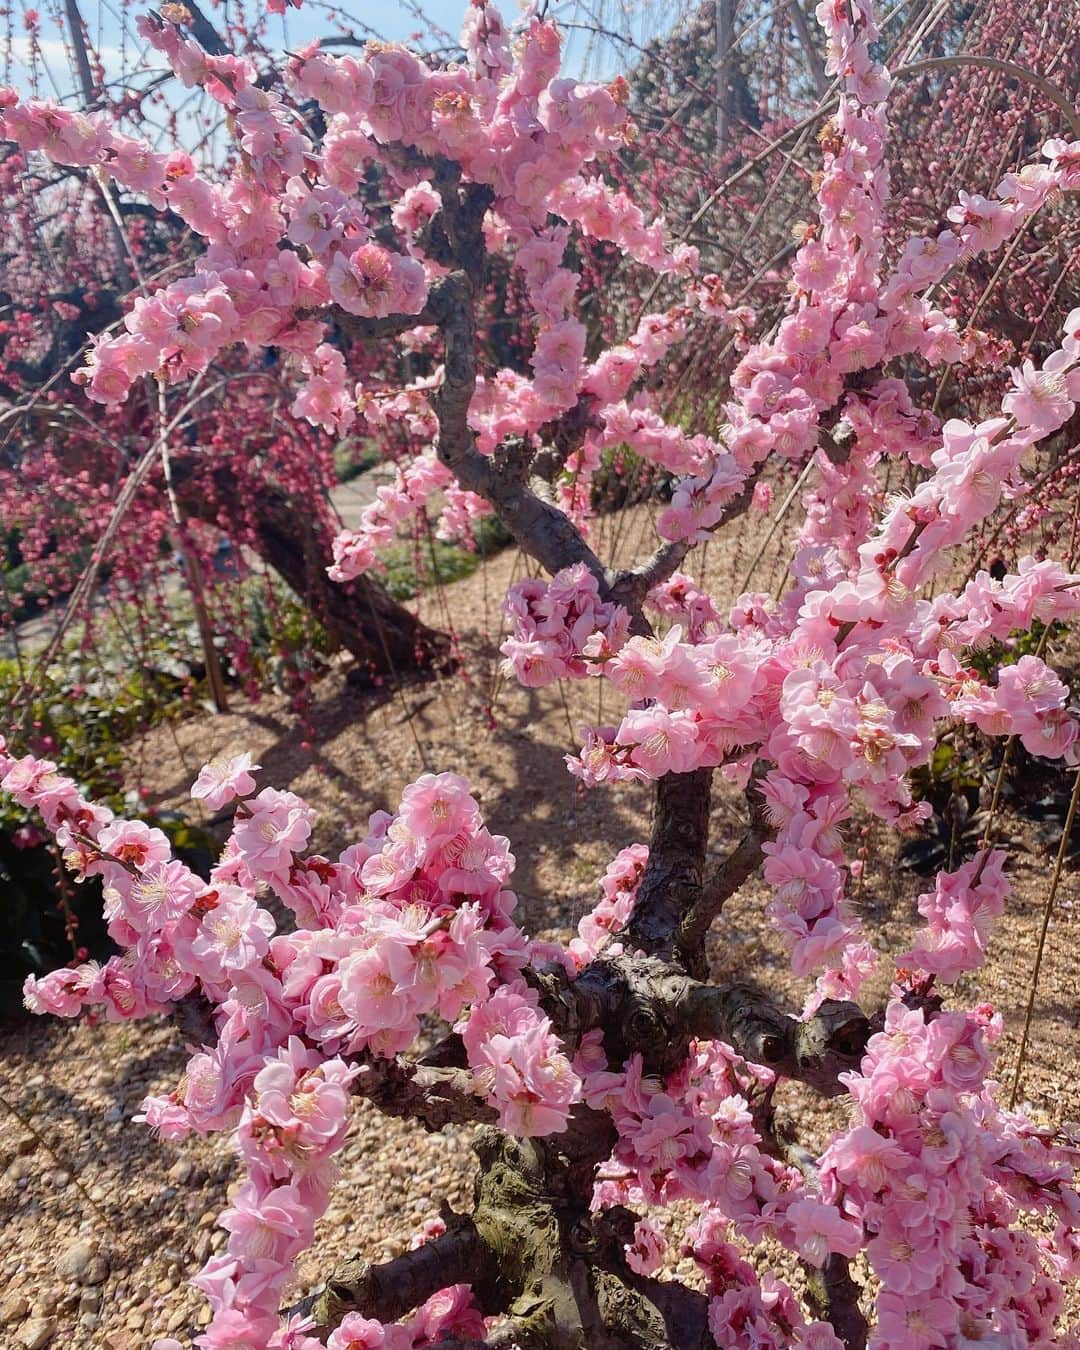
[894,55,1080,139]
[330,297,443,343]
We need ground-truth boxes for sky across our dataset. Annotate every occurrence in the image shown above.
[2,0,652,104]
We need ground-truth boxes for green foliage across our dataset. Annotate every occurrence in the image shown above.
[236,580,335,693]
[967,620,1067,682]
[380,522,511,600]
[332,437,382,483]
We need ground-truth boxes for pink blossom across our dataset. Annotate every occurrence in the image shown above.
[233,787,314,878]
[192,753,260,810]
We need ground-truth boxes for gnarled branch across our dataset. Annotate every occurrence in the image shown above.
[288,1216,485,1336]
[534,953,869,1091]
[350,1054,497,1133]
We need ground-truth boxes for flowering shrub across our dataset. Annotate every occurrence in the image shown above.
[3,0,1080,1346]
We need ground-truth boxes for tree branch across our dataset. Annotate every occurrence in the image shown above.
[681,983,868,1097]
[787,0,828,97]
[350,1054,497,1133]
[626,768,713,959]
[677,774,771,973]
[535,954,869,1091]
[287,1217,485,1336]
[181,0,229,56]
[806,1255,869,1350]
[426,270,611,586]
[895,56,1080,140]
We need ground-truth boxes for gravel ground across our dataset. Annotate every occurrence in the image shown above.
[1,502,1078,1346]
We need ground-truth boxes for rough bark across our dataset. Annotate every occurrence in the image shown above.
[350,1053,498,1133]
[292,1127,712,1349]
[530,953,869,1089]
[626,769,714,959]
[293,1216,485,1334]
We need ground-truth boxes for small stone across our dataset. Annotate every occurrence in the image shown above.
[198,1211,217,1229]
[78,1290,101,1314]
[79,1315,100,1332]
[125,1309,145,1331]
[103,1107,123,1124]
[167,1158,193,1185]
[19,1319,56,1350]
[82,1257,109,1287]
[52,1171,71,1188]
[0,1295,28,1325]
[30,1290,59,1317]
[57,1240,98,1283]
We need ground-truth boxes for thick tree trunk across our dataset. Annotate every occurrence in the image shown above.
[180,469,449,683]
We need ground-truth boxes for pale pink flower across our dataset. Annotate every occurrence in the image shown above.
[191,753,260,811]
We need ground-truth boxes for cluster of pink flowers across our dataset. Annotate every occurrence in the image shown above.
[820,999,1080,1348]
[898,850,1009,984]
[547,176,697,275]
[525,0,1080,1018]
[458,980,579,1135]
[580,1036,869,1336]
[645,573,723,643]
[2,742,579,1347]
[686,1219,846,1349]
[0,0,681,434]
[565,842,649,968]
[499,562,631,686]
[328,453,452,581]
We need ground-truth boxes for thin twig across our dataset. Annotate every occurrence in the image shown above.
[1008,764,1080,1110]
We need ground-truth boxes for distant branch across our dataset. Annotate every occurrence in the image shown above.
[895,56,1080,140]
